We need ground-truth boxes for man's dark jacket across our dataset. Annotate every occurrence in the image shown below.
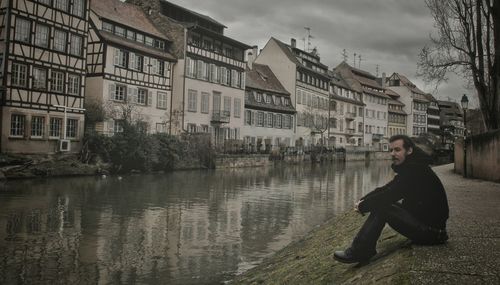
[358,148,449,229]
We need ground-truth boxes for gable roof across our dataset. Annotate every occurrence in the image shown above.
[246,63,290,96]
[390,73,427,95]
[91,0,168,40]
[334,61,390,99]
[160,0,226,29]
[269,37,329,79]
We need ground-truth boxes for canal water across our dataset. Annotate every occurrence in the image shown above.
[0,160,393,284]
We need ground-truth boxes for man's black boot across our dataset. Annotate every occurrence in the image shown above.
[333,248,376,264]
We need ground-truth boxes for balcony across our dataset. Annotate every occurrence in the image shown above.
[211,111,230,124]
[346,128,355,136]
[345,112,356,120]
[372,133,383,141]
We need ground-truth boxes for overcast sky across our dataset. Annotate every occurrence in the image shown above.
[168,0,477,107]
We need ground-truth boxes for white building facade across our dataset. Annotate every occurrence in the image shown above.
[387,73,429,137]
[255,37,330,148]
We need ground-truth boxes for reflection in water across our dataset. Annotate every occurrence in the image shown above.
[0,160,393,284]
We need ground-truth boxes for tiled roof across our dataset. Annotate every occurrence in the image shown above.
[423,92,438,103]
[271,38,329,78]
[334,61,390,99]
[160,0,226,29]
[385,87,401,98]
[393,73,426,95]
[388,98,405,106]
[91,0,168,40]
[246,63,290,96]
[245,92,296,114]
[99,31,176,61]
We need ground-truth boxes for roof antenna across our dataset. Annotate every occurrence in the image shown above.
[353,52,356,67]
[358,54,362,68]
[342,49,348,62]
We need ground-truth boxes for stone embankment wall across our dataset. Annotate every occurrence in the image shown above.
[346,151,391,161]
[215,151,391,169]
[454,129,500,182]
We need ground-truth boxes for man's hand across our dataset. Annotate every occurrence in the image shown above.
[354,200,364,215]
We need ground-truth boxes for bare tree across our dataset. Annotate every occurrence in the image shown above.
[302,105,329,145]
[418,0,500,130]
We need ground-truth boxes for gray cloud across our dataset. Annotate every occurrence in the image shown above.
[167,0,476,106]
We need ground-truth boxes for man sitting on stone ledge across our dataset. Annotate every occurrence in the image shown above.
[334,135,449,264]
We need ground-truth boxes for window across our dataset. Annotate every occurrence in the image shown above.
[35,24,49,47]
[54,0,68,11]
[245,110,252,125]
[113,120,124,133]
[10,114,25,137]
[67,74,80,95]
[33,67,47,90]
[276,114,282,128]
[137,88,147,105]
[156,123,167,133]
[49,117,62,138]
[223,96,231,115]
[266,112,273,127]
[134,55,144,71]
[69,34,82,56]
[255,92,262,102]
[186,57,196,78]
[66,119,78,138]
[257,112,264,127]
[31,116,45,138]
[126,30,135,41]
[145,36,153,46]
[102,22,113,33]
[265,93,271,104]
[157,92,167,109]
[220,67,228,85]
[201,92,209,113]
[234,98,241,118]
[50,71,64,92]
[72,0,85,17]
[114,49,127,67]
[53,29,67,52]
[209,64,219,83]
[188,89,197,112]
[115,26,125,37]
[15,18,31,43]
[213,92,221,112]
[136,33,144,43]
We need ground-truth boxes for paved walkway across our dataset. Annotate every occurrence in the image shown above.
[408,164,500,284]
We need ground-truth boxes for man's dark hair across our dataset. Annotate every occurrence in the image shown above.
[389,135,416,151]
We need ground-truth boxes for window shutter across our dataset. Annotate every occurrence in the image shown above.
[109,83,116,100]
[129,53,136,70]
[127,86,134,103]
[251,111,255,126]
[114,49,120,66]
[143,57,149,73]
[241,72,245,88]
[108,119,114,135]
[131,87,138,104]
[147,91,153,106]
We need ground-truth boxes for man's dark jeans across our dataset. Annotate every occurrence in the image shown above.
[351,203,448,257]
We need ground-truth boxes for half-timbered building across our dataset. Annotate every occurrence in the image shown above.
[0,0,89,153]
[86,0,175,136]
[127,0,251,147]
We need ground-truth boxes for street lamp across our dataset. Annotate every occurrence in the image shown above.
[460,94,468,177]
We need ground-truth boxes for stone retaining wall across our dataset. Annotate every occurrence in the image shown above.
[455,129,500,182]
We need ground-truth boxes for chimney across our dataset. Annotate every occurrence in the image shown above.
[381,72,386,88]
[291,38,296,48]
[247,45,258,69]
